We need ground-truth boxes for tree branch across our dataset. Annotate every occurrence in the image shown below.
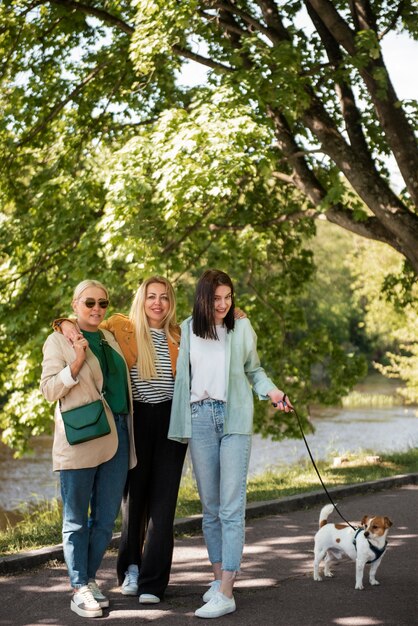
[172,45,234,72]
[305,0,418,204]
[0,1,43,34]
[2,237,79,295]
[162,205,216,255]
[305,0,357,55]
[248,278,286,325]
[198,8,250,39]
[17,60,109,146]
[306,3,372,156]
[266,100,418,270]
[254,0,292,43]
[0,25,24,79]
[45,2,235,73]
[44,0,134,35]
[203,1,275,41]
[208,207,320,231]
[324,206,405,250]
[267,106,325,207]
[348,0,377,31]
[378,0,405,39]
[110,118,159,130]
[271,171,295,184]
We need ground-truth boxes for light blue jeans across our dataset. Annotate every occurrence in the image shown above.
[189,399,252,572]
[60,413,130,588]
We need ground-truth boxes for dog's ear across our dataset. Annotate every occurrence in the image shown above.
[384,517,393,528]
[361,515,369,527]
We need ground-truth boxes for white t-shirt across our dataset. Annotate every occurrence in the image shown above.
[190,326,227,403]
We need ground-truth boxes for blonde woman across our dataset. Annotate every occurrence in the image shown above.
[112,277,186,603]
[41,280,137,618]
[54,277,187,604]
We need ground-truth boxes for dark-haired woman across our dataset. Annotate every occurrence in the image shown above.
[168,269,293,619]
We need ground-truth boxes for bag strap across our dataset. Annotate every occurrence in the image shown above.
[98,330,117,376]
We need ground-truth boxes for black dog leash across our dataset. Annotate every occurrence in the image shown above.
[273,395,356,530]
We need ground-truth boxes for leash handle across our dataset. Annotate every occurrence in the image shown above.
[272,400,356,530]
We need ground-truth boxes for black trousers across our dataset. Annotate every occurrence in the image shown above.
[116,400,187,598]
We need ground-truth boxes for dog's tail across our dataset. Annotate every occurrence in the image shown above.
[319,504,335,528]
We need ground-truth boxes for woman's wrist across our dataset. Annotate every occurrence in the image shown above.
[267,387,285,402]
[268,389,285,402]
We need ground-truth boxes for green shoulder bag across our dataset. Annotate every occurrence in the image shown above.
[61,399,110,445]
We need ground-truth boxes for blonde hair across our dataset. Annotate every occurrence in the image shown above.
[72,279,109,303]
[129,276,178,380]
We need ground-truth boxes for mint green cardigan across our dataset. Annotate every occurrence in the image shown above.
[168,317,277,443]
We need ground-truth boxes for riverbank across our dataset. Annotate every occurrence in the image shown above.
[1,448,417,559]
[1,471,417,578]
[2,397,417,530]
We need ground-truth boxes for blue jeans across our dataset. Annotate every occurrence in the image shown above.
[60,414,130,588]
[189,399,252,572]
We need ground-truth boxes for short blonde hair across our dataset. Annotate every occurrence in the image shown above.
[72,280,109,303]
[129,276,177,379]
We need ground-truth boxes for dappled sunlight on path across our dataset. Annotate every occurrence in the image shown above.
[0,484,416,625]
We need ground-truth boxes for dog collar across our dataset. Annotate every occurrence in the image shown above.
[352,528,388,564]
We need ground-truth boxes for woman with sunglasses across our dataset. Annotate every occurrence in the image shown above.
[41,280,137,619]
[53,276,187,604]
[168,269,293,619]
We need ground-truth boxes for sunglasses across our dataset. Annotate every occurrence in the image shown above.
[80,298,109,309]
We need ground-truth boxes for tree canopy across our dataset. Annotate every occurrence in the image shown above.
[0,1,416,452]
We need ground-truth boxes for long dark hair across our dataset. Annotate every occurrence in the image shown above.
[192,269,235,340]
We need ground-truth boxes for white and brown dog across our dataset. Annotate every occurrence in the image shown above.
[313,504,392,590]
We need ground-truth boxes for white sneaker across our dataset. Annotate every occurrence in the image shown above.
[88,579,109,608]
[195,592,236,618]
[121,564,139,596]
[139,593,160,604]
[71,585,103,618]
[203,579,221,602]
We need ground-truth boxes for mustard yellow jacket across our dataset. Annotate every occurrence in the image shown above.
[100,314,180,375]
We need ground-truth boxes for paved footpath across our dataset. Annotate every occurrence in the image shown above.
[0,482,417,626]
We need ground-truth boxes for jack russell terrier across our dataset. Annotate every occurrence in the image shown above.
[313,503,392,589]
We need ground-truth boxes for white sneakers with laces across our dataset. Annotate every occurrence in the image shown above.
[88,579,109,607]
[71,585,103,618]
[195,591,236,618]
[121,564,139,596]
[139,593,160,604]
[202,579,222,602]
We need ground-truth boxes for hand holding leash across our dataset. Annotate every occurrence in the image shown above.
[270,391,294,412]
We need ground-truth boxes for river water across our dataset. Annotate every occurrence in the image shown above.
[1,400,417,531]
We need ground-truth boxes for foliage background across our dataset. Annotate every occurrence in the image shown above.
[0,1,417,454]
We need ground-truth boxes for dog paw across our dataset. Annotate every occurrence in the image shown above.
[370,579,380,586]
[324,571,334,578]
[313,575,323,582]
[355,583,364,590]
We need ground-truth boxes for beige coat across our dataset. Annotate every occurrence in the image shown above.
[40,329,137,472]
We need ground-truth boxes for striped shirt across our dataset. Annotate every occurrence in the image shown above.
[130,328,175,403]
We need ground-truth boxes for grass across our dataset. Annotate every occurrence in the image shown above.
[0,498,63,556]
[1,448,416,556]
[341,391,403,408]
